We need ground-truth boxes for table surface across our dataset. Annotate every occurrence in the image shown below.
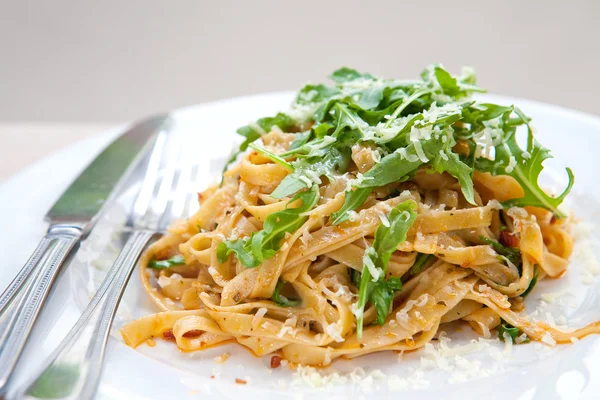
[0,123,116,181]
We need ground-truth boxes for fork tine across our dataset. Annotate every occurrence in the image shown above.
[168,140,195,221]
[161,165,191,229]
[148,129,181,221]
[183,164,201,217]
[132,131,166,220]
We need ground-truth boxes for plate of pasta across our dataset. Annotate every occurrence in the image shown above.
[4,64,600,399]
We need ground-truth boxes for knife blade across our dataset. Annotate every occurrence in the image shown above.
[0,115,170,391]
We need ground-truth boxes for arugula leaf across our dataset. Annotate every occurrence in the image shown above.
[296,84,341,105]
[521,265,539,298]
[331,147,422,225]
[475,108,574,217]
[421,64,485,96]
[248,143,294,171]
[272,139,355,199]
[331,187,372,225]
[410,253,433,275]
[272,279,301,307]
[148,255,185,269]
[433,65,461,95]
[498,319,529,344]
[479,236,521,266]
[431,150,475,205]
[356,200,418,338]
[370,277,403,325]
[288,130,312,151]
[330,67,376,83]
[217,185,319,268]
[216,239,259,268]
[355,84,386,110]
[350,268,361,288]
[332,103,368,137]
[223,113,296,174]
[459,103,514,136]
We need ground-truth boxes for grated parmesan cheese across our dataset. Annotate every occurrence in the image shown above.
[413,140,429,163]
[347,210,359,222]
[214,353,229,364]
[540,289,570,303]
[157,275,171,288]
[363,247,382,281]
[324,322,345,342]
[378,211,390,227]
[395,147,419,162]
[252,308,267,329]
[277,325,295,339]
[541,332,557,346]
[505,156,517,173]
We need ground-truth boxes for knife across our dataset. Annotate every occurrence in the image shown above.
[0,115,170,391]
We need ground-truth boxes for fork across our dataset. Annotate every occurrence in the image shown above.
[13,126,199,400]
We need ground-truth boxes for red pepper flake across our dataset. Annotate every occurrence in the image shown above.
[499,231,520,248]
[210,375,215,379]
[270,355,282,369]
[162,330,175,340]
[183,329,204,338]
[235,378,247,385]
[550,215,557,225]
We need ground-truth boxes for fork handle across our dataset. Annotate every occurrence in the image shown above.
[16,230,154,400]
[0,225,82,392]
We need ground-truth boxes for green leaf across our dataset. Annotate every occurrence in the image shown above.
[355,84,385,110]
[370,277,403,325]
[289,130,312,150]
[219,186,319,268]
[332,103,368,137]
[373,201,418,263]
[521,265,539,298]
[434,65,461,95]
[331,187,372,225]
[410,253,433,275]
[270,174,310,199]
[248,143,294,171]
[432,150,475,205]
[272,279,302,307]
[460,103,514,135]
[216,239,259,268]
[330,67,375,83]
[479,236,522,266]
[475,108,574,217]
[313,122,335,138]
[222,113,296,174]
[296,84,341,105]
[332,139,442,223]
[383,89,434,128]
[148,255,186,269]
[350,268,361,288]
[272,142,354,199]
[498,319,529,344]
[356,200,418,338]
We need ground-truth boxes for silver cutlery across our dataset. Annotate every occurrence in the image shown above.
[16,124,199,399]
[0,115,170,393]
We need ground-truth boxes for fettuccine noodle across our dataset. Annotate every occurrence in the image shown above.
[121,65,596,367]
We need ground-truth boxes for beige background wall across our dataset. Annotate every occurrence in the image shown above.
[1,0,599,123]
[0,0,598,179]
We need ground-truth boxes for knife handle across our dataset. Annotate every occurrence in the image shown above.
[0,225,81,392]
[17,230,154,400]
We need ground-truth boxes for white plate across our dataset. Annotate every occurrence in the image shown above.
[2,92,600,400]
